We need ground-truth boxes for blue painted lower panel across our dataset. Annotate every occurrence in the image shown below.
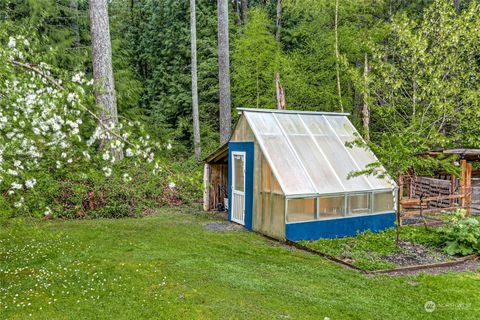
[285,212,396,241]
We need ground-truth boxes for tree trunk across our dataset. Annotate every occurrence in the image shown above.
[276,0,282,41]
[362,53,370,141]
[190,0,201,161]
[275,73,286,110]
[218,0,232,145]
[89,0,123,160]
[130,0,135,21]
[241,0,248,23]
[70,0,80,46]
[235,0,241,25]
[334,0,344,112]
[454,0,460,10]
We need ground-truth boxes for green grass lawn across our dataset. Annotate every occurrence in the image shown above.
[1,207,479,319]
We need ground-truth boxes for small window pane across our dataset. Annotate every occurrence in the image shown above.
[233,155,244,192]
[374,192,395,213]
[347,193,370,215]
[287,198,316,222]
[319,196,345,219]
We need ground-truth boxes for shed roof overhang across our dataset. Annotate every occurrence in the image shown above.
[417,148,480,161]
[204,143,228,164]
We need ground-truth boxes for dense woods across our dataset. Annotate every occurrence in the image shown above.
[1,0,479,217]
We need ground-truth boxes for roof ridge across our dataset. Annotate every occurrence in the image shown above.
[237,108,350,116]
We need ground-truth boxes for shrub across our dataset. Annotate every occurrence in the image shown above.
[436,210,480,256]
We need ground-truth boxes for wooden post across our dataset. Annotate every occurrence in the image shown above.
[203,163,211,211]
[460,160,467,208]
[466,163,472,215]
[396,175,403,245]
[405,174,411,199]
[450,173,457,207]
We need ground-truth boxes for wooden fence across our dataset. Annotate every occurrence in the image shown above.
[398,159,472,224]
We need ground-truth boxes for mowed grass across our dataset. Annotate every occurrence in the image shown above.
[0,207,479,320]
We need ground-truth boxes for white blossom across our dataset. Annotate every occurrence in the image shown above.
[11,182,23,190]
[25,178,37,189]
[66,92,78,103]
[8,37,16,48]
[71,72,85,84]
[44,207,52,216]
[123,173,132,182]
[103,167,112,177]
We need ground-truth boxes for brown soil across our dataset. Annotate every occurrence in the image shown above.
[382,240,452,267]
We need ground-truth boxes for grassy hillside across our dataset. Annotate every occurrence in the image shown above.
[1,208,479,319]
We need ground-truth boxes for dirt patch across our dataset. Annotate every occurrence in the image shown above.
[402,216,443,226]
[203,221,244,232]
[382,240,451,267]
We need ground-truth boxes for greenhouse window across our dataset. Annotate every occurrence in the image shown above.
[286,198,316,222]
[318,196,345,219]
[347,193,371,216]
[373,191,395,213]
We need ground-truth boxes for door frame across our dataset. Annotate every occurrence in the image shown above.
[228,142,254,230]
[231,151,246,225]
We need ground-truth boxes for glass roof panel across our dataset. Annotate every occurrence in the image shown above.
[245,112,317,195]
[326,117,394,189]
[275,113,344,193]
[243,110,395,196]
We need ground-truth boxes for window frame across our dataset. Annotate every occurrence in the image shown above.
[285,189,397,224]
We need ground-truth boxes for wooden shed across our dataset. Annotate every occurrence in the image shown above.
[203,143,228,211]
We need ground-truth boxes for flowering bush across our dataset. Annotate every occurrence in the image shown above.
[0,32,178,218]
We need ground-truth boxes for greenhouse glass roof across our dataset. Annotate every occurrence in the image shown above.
[240,108,396,197]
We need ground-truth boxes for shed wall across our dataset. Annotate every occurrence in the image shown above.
[208,163,228,210]
[255,152,285,239]
[231,116,255,141]
[232,115,285,239]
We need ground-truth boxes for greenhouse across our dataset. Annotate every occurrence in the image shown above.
[204,108,398,241]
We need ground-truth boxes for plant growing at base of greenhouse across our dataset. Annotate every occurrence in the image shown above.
[0,32,163,217]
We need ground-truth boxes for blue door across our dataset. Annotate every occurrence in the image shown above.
[228,142,254,230]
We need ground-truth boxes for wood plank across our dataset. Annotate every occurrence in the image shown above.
[400,194,464,205]
[402,206,463,216]
[460,160,467,207]
[203,163,211,211]
[466,162,472,215]
[451,174,456,206]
